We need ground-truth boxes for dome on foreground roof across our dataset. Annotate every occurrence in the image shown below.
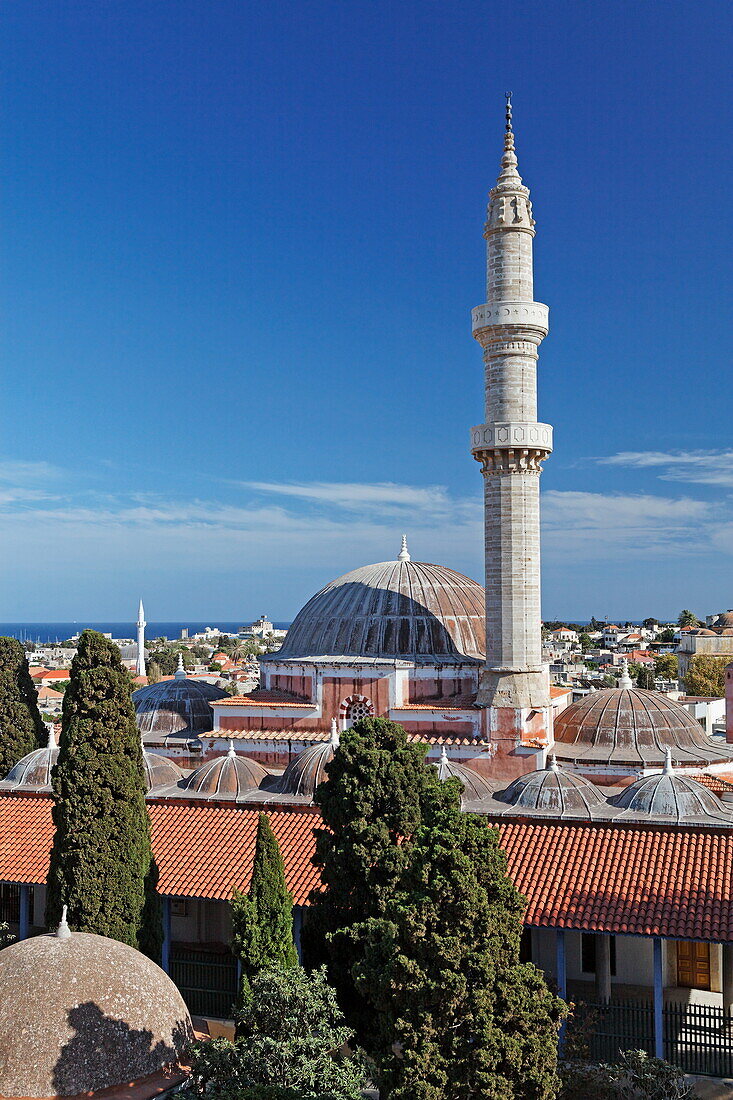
[277,723,339,799]
[0,918,192,1098]
[610,752,733,825]
[270,538,485,664]
[183,742,269,798]
[433,747,494,804]
[500,756,604,817]
[143,750,184,791]
[3,727,58,789]
[552,686,733,769]
[133,656,227,739]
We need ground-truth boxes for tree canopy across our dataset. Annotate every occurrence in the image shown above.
[45,630,161,958]
[0,636,45,775]
[677,609,701,627]
[685,654,729,698]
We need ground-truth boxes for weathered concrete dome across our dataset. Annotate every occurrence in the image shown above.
[183,744,268,797]
[278,729,338,799]
[0,924,193,1098]
[3,729,58,790]
[553,687,733,769]
[271,542,485,664]
[500,756,605,817]
[433,748,494,804]
[143,750,184,791]
[133,661,227,740]
[611,755,733,825]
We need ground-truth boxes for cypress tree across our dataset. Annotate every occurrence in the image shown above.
[0,637,45,774]
[45,630,162,958]
[232,813,298,998]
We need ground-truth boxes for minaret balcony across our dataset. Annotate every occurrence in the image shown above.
[471,301,549,338]
[470,422,553,455]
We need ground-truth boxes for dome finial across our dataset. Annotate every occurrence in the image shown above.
[56,904,72,940]
[174,652,186,680]
[664,748,673,775]
[398,534,411,562]
[47,724,57,750]
[440,745,449,764]
[618,659,633,690]
[227,739,236,758]
[548,753,559,772]
[330,718,340,749]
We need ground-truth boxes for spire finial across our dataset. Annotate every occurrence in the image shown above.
[330,718,340,749]
[174,652,186,680]
[47,724,57,750]
[227,739,236,758]
[505,91,513,133]
[548,753,559,772]
[56,904,72,940]
[398,534,411,562]
[664,748,673,775]
[618,659,633,690]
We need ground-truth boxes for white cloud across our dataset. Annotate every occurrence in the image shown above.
[243,480,457,513]
[599,450,733,487]
[0,460,63,485]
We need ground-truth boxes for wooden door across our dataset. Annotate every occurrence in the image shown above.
[677,941,711,990]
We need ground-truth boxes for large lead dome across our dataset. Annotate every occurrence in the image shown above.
[273,543,485,664]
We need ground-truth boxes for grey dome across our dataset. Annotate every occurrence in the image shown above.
[611,755,733,825]
[183,744,269,798]
[500,756,605,817]
[433,748,494,804]
[553,687,733,768]
[278,729,338,799]
[3,731,58,789]
[271,548,485,664]
[143,750,184,791]
[0,928,192,1097]
[133,668,227,739]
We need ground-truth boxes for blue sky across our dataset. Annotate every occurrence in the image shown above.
[1,0,731,622]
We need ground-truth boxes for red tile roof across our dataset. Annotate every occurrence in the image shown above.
[213,689,314,708]
[690,774,733,794]
[3,796,733,939]
[392,693,477,711]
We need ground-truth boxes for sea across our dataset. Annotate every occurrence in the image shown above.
[0,622,291,645]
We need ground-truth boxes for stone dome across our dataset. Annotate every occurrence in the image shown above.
[277,725,339,799]
[3,728,58,789]
[500,756,605,817]
[133,658,227,740]
[713,611,733,628]
[183,743,269,797]
[552,687,733,769]
[270,540,485,664]
[0,921,192,1098]
[433,747,494,804]
[610,754,733,825]
[143,750,184,791]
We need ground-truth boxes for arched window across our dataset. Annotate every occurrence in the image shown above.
[341,694,374,728]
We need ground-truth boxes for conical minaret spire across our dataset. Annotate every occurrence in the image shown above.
[470,98,553,754]
[136,599,146,678]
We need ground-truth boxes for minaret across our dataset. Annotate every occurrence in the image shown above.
[470,96,553,751]
[136,599,146,677]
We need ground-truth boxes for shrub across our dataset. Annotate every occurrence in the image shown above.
[560,1049,693,1099]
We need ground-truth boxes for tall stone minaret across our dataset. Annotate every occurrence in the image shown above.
[136,599,146,677]
[470,96,553,756]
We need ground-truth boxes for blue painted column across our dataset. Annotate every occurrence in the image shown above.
[653,937,664,1059]
[18,884,30,941]
[162,896,172,974]
[555,928,566,998]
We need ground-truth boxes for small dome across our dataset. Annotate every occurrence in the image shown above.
[133,659,228,740]
[714,612,733,628]
[277,723,339,798]
[611,753,733,825]
[695,628,716,636]
[183,743,268,797]
[553,687,733,769]
[500,756,605,817]
[4,728,58,789]
[143,750,184,791]
[0,922,192,1097]
[433,748,494,804]
[271,542,485,664]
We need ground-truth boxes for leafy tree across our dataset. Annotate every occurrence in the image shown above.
[685,654,729,697]
[636,667,655,689]
[209,662,223,673]
[677,609,700,628]
[560,1049,693,1099]
[179,966,367,1100]
[657,628,676,644]
[232,813,298,1001]
[642,618,659,630]
[627,662,643,682]
[45,630,162,959]
[588,617,605,632]
[0,636,45,775]
[653,653,678,680]
[350,797,565,1099]
[146,660,163,685]
[303,717,443,1049]
[145,645,193,676]
[579,633,593,652]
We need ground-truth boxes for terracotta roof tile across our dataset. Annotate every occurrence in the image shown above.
[213,690,314,708]
[690,774,733,794]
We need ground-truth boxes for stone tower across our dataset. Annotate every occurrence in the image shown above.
[470,96,553,756]
[136,598,146,678]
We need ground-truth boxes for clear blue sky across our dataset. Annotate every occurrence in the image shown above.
[1,0,731,622]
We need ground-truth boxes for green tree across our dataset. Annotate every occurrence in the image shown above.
[677,609,700,627]
[685,654,729,697]
[636,666,655,689]
[578,633,593,652]
[642,618,659,630]
[303,717,442,1049]
[0,638,45,774]
[232,813,298,1001]
[654,653,678,680]
[179,966,367,1100]
[658,628,676,643]
[349,796,565,1100]
[45,630,162,958]
[146,660,163,685]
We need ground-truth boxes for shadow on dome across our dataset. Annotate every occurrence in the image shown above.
[273,575,485,663]
[52,1003,190,1096]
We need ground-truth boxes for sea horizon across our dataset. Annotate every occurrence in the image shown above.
[0,621,292,645]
